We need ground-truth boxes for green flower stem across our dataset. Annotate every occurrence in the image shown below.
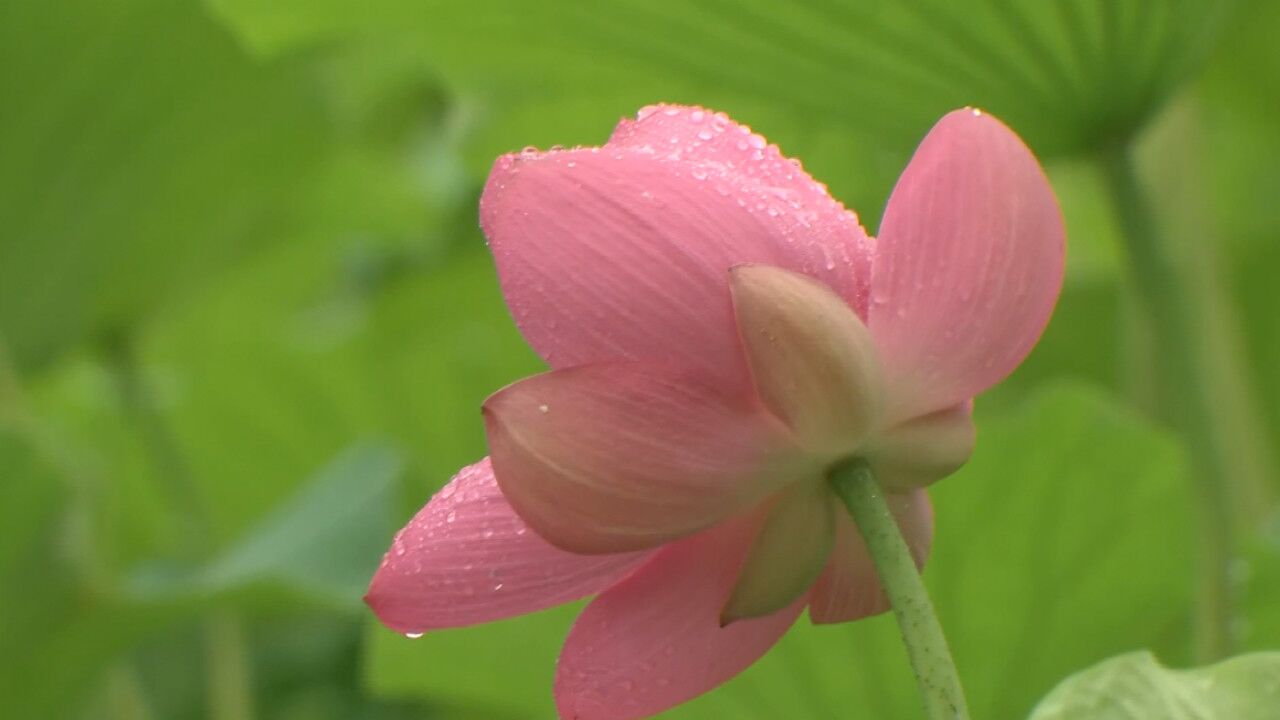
[829,459,969,720]
[1101,146,1234,661]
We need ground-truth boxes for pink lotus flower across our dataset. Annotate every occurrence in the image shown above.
[367,104,1064,719]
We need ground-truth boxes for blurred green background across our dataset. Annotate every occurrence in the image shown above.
[2,0,1278,718]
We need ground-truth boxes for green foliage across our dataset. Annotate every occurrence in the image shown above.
[0,0,325,371]
[128,443,404,611]
[1029,650,1280,720]
[207,0,1229,225]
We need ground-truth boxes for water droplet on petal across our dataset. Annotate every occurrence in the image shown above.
[404,632,424,639]
[690,109,705,122]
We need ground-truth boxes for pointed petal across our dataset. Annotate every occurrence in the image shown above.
[730,264,884,457]
[480,104,873,389]
[869,109,1065,422]
[556,515,806,720]
[867,402,976,492]
[808,489,933,624]
[721,481,835,623]
[364,459,648,634]
[483,362,804,555]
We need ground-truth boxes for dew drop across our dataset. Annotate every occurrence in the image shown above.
[691,167,708,180]
[404,632,424,639]
[696,129,713,141]
[538,404,550,414]
[690,109,705,122]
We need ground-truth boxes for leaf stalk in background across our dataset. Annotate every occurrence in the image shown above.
[1101,145,1235,662]
[105,334,256,720]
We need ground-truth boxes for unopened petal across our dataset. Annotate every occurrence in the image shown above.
[870,109,1065,423]
[556,515,806,720]
[721,480,835,624]
[867,402,976,492]
[730,264,884,457]
[483,362,804,555]
[808,489,933,624]
[364,458,648,634]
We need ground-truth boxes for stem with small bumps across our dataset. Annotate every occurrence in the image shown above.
[829,458,969,720]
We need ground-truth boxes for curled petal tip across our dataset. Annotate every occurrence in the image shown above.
[365,458,646,633]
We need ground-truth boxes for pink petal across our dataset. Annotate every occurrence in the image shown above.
[556,514,806,720]
[808,489,933,624]
[480,104,873,389]
[364,458,648,634]
[869,109,1065,423]
[484,362,805,555]
[867,401,976,492]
